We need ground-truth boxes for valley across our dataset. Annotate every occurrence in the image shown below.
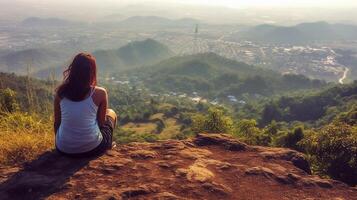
[0,17,356,82]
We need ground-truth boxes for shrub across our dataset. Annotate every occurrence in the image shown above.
[235,119,266,145]
[191,108,233,134]
[301,123,357,186]
[274,127,304,151]
[0,88,19,113]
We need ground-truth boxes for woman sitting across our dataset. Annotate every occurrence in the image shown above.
[54,53,117,157]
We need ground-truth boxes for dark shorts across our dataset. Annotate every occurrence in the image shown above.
[56,116,115,158]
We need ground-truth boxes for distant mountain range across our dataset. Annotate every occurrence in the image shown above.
[232,21,357,43]
[117,16,200,28]
[125,52,325,97]
[93,39,174,74]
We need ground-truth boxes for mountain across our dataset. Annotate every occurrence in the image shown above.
[127,52,325,97]
[0,48,65,75]
[0,133,355,199]
[118,16,200,28]
[93,39,174,73]
[234,21,357,44]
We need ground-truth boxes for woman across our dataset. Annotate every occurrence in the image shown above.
[54,53,117,157]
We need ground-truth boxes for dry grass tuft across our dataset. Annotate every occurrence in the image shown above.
[0,112,54,166]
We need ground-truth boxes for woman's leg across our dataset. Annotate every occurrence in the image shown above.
[106,109,117,128]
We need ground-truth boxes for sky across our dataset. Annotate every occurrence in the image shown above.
[175,0,357,8]
[2,0,357,24]
[10,0,357,8]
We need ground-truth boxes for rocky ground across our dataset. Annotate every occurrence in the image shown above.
[0,133,356,200]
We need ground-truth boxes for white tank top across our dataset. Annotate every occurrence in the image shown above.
[55,87,103,154]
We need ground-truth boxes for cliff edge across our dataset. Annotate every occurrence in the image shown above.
[0,133,356,200]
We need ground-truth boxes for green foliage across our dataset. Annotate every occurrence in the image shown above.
[173,130,196,140]
[260,82,357,126]
[154,119,165,134]
[336,106,357,126]
[235,119,270,145]
[274,127,304,151]
[301,123,357,186]
[192,108,233,134]
[0,88,19,113]
[113,128,159,144]
[129,52,324,98]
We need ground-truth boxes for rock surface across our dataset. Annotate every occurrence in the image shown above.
[0,133,356,200]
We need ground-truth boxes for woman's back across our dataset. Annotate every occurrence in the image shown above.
[55,87,103,154]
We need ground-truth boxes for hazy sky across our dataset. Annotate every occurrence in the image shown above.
[10,0,357,8]
[176,0,357,8]
[2,0,357,24]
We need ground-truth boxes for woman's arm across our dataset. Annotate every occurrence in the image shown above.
[54,95,61,135]
[97,88,108,127]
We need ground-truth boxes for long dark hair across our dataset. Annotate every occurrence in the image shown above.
[56,53,97,101]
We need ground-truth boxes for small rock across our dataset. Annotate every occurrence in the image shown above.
[216,163,233,170]
[175,168,188,177]
[186,165,214,182]
[245,167,275,177]
[202,182,232,196]
[156,161,174,169]
[74,193,81,199]
[129,150,157,159]
[153,192,182,200]
[120,184,159,199]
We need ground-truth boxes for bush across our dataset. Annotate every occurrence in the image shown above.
[155,119,165,134]
[274,127,304,151]
[0,88,19,113]
[235,119,266,145]
[301,123,357,186]
[191,108,233,134]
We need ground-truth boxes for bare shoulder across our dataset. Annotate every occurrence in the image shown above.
[94,86,107,96]
[92,86,107,106]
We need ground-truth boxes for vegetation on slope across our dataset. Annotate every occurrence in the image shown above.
[93,39,174,73]
[125,52,325,98]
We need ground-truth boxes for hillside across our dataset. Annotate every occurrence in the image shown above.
[0,134,355,200]
[0,49,65,75]
[259,81,357,125]
[0,72,53,112]
[93,39,174,73]
[126,52,325,97]
[233,21,357,44]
